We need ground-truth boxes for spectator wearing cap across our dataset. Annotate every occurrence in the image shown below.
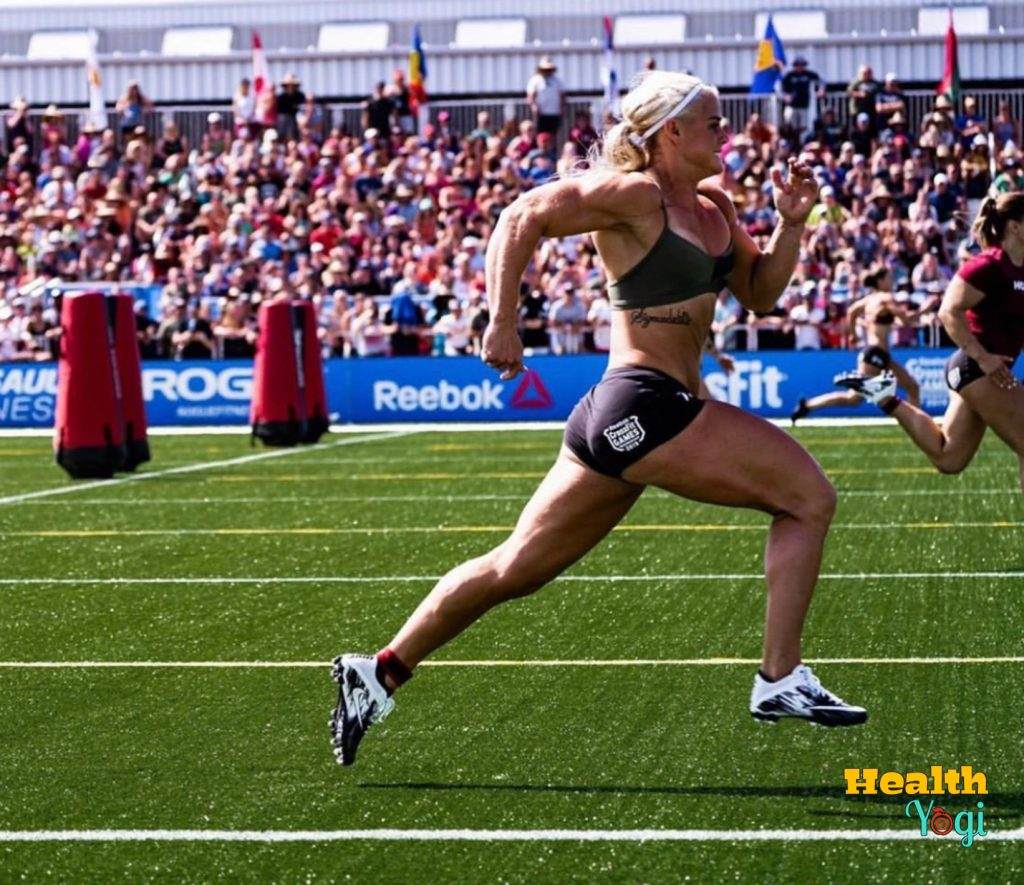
[928,173,959,224]
[807,185,850,227]
[432,298,471,356]
[992,152,1024,195]
[526,57,566,137]
[780,56,823,145]
[547,283,585,355]
[850,112,875,158]
[202,112,229,157]
[955,96,987,151]
[115,81,153,135]
[875,73,906,131]
[275,73,306,141]
[846,64,880,134]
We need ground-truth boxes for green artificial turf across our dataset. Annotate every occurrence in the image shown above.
[0,426,1021,882]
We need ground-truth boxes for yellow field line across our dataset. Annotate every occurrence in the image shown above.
[4,522,1023,538]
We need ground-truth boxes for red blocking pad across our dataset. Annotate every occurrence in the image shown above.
[54,291,126,478]
[251,299,328,446]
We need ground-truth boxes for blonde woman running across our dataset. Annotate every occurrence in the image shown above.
[330,71,867,767]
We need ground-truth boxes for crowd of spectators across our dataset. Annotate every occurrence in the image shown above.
[0,58,1022,363]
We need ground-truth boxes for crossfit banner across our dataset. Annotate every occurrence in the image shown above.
[0,349,991,428]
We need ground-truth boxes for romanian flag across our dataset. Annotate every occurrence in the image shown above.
[936,9,960,107]
[750,15,786,95]
[409,25,427,112]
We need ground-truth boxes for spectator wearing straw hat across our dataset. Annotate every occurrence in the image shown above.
[526,57,566,137]
[276,73,306,141]
[40,104,66,149]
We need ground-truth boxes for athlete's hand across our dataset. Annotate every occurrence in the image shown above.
[978,351,1019,390]
[481,322,525,380]
[771,158,819,225]
[714,352,736,374]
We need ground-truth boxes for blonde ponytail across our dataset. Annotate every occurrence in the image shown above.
[594,120,649,173]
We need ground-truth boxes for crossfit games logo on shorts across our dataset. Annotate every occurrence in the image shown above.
[603,416,646,452]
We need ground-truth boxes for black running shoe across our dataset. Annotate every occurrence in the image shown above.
[329,654,395,766]
[790,398,809,426]
[750,664,868,727]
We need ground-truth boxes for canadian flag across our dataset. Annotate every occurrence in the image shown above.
[252,31,270,97]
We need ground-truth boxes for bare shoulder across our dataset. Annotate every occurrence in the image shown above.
[513,170,661,238]
[697,179,739,226]
[523,170,660,217]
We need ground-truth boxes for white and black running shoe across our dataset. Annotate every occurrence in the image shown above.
[750,664,868,727]
[329,654,395,766]
[833,370,897,405]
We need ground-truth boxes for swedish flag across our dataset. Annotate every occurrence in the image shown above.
[750,16,786,95]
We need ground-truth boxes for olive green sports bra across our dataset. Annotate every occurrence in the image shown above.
[607,204,735,310]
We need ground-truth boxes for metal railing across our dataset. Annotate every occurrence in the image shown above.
[7,86,1024,159]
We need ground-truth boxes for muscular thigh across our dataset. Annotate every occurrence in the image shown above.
[500,450,643,578]
[940,391,987,459]
[961,379,1024,455]
[621,400,831,514]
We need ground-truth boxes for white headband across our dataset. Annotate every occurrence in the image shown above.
[627,87,705,149]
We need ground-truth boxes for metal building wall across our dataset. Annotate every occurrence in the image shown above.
[0,31,1020,105]
[10,0,1021,32]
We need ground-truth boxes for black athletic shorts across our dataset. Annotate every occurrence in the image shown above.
[563,365,705,479]
[945,348,987,392]
[860,345,891,370]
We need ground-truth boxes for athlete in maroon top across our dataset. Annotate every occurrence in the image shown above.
[836,193,1024,493]
[958,247,1024,360]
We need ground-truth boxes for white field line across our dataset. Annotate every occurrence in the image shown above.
[0,571,1022,586]
[0,827,1019,843]
[2,656,1023,669]
[4,521,1022,538]
[11,488,1019,506]
[0,431,417,507]
[0,416,903,439]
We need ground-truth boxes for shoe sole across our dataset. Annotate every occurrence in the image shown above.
[751,710,868,727]
[329,656,355,766]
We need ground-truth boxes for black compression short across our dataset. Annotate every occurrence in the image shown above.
[945,348,987,392]
[563,365,705,479]
[860,345,891,370]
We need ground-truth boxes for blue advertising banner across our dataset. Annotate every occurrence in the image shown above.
[0,349,994,429]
